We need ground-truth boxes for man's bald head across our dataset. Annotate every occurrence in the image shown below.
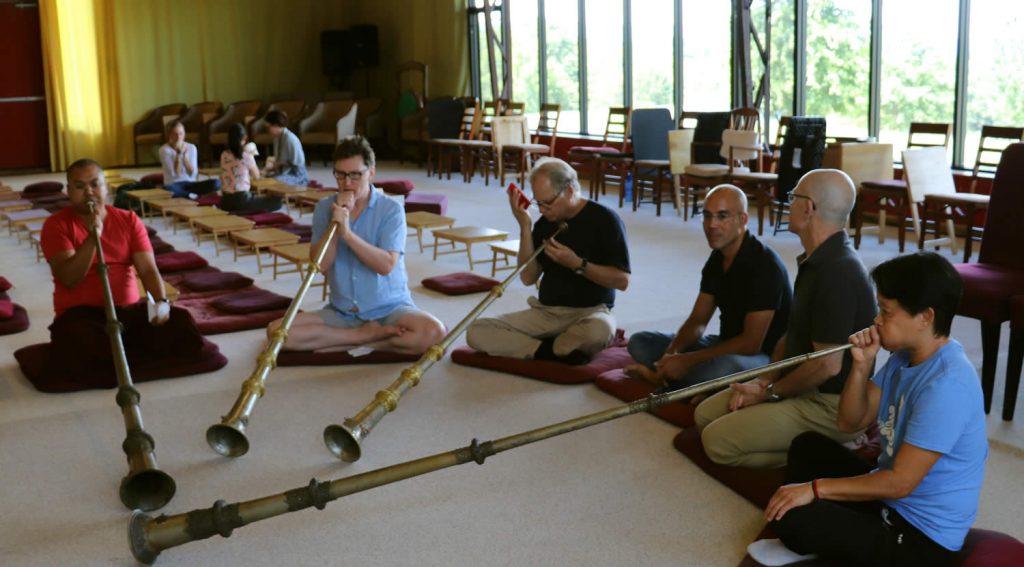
[705,184,748,213]
[795,169,856,227]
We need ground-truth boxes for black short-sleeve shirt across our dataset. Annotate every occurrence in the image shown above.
[533,200,631,308]
[699,231,792,355]
[785,231,878,394]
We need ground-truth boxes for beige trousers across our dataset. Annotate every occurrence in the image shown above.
[693,387,863,469]
[466,296,616,359]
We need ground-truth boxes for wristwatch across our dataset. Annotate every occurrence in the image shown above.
[765,382,782,402]
[574,258,589,275]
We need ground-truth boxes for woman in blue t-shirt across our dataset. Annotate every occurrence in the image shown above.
[765,251,987,567]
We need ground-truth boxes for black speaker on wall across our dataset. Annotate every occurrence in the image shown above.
[321,30,351,78]
[348,25,379,68]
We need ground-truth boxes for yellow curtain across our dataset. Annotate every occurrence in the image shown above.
[39,0,470,170]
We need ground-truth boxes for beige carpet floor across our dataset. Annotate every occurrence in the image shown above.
[0,161,1021,566]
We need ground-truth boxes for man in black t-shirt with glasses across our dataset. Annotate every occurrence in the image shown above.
[467,158,631,365]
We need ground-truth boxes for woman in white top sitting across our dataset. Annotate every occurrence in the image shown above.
[160,120,219,199]
[219,123,282,214]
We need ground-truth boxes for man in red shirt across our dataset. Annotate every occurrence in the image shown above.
[40,159,205,382]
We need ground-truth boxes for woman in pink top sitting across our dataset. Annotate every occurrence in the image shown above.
[219,123,283,214]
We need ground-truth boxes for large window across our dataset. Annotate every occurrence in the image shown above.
[879,0,958,159]
[586,0,624,134]
[964,1,1024,168]
[510,0,540,116]
[805,0,871,140]
[681,0,731,111]
[478,0,1021,170]
[631,0,674,113]
[545,1,580,133]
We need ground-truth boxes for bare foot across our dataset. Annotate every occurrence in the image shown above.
[355,320,403,343]
[623,364,661,385]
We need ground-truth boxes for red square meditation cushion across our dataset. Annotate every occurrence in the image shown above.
[210,288,292,314]
[0,276,11,292]
[23,181,64,194]
[594,368,696,429]
[155,251,209,273]
[0,304,29,335]
[196,194,221,207]
[181,271,254,292]
[277,349,421,366]
[450,330,631,385]
[375,179,415,196]
[239,212,294,227]
[0,299,14,319]
[421,272,500,295]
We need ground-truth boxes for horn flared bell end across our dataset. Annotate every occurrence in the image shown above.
[206,423,250,458]
[128,510,160,565]
[323,423,362,462]
[120,469,176,512]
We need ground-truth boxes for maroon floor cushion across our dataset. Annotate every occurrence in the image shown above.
[145,225,158,238]
[14,339,226,393]
[0,305,29,335]
[180,271,254,292]
[738,526,1024,567]
[277,349,422,366]
[450,329,631,385]
[155,251,209,273]
[149,237,175,255]
[0,276,11,292]
[404,193,448,215]
[140,173,164,186]
[673,426,882,510]
[23,181,63,195]
[172,291,288,335]
[594,368,696,428]
[197,193,221,207]
[278,223,312,243]
[209,288,292,314]
[239,211,294,227]
[25,192,68,205]
[421,272,500,295]
[376,179,415,196]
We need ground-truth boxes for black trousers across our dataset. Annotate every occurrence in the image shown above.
[770,431,956,567]
[219,191,282,214]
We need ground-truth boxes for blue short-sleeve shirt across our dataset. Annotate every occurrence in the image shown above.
[872,340,987,551]
[312,188,414,320]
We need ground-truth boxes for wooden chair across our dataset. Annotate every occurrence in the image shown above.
[566,107,632,199]
[482,116,530,186]
[907,121,953,151]
[431,101,483,181]
[629,108,675,216]
[667,129,695,217]
[678,111,700,130]
[729,107,761,134]
[968,125,1024,193]
[300,100,356,165]
[500,103,561,187]
[682,129,760,220]
[208,100,263,161]
[423,97,471,177]
[179,101,224,165]
[250,99,307,151]
[504,101,526,116]
[133,103,186,165]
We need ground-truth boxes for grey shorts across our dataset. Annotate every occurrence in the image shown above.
[316,304,424,329]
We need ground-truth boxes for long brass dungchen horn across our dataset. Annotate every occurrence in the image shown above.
[87,201,176,511]
[128,343,852,563]
[322,222,569,462]
[206,222,339,457]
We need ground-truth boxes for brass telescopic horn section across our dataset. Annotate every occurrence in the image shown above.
[87,201,176,511]
[322,222,569,462]
[206,222,339,457]
[128,344,852,563]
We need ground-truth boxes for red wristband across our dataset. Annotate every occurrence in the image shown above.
[811,479,821,499]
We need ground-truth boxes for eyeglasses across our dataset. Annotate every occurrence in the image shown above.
[333,168,368,183]
[531,189,565,208]
[701,211,738,223]
[787,192,814,206]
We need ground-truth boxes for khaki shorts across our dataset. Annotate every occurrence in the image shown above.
[316,304,423,329]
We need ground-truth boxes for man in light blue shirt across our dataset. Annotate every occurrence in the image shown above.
[267,136,444,354]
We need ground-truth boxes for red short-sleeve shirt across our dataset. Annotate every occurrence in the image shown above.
[40,206,153,317]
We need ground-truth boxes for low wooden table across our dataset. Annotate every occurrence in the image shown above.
[146,198,198,227]
[268,242,328,300]
[168,206,228,235]
[431,226,508,270]
[4,208,50,235]
[251,178,283,194]
[192,215,255,255]
[488,239,520,277]
[406,211,456,253]
[0,199,33,213]
[230,227,301,272]
[289,190,335,216]
[124,188,173,216]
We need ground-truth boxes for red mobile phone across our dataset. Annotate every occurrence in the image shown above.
[507,182,530,209]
